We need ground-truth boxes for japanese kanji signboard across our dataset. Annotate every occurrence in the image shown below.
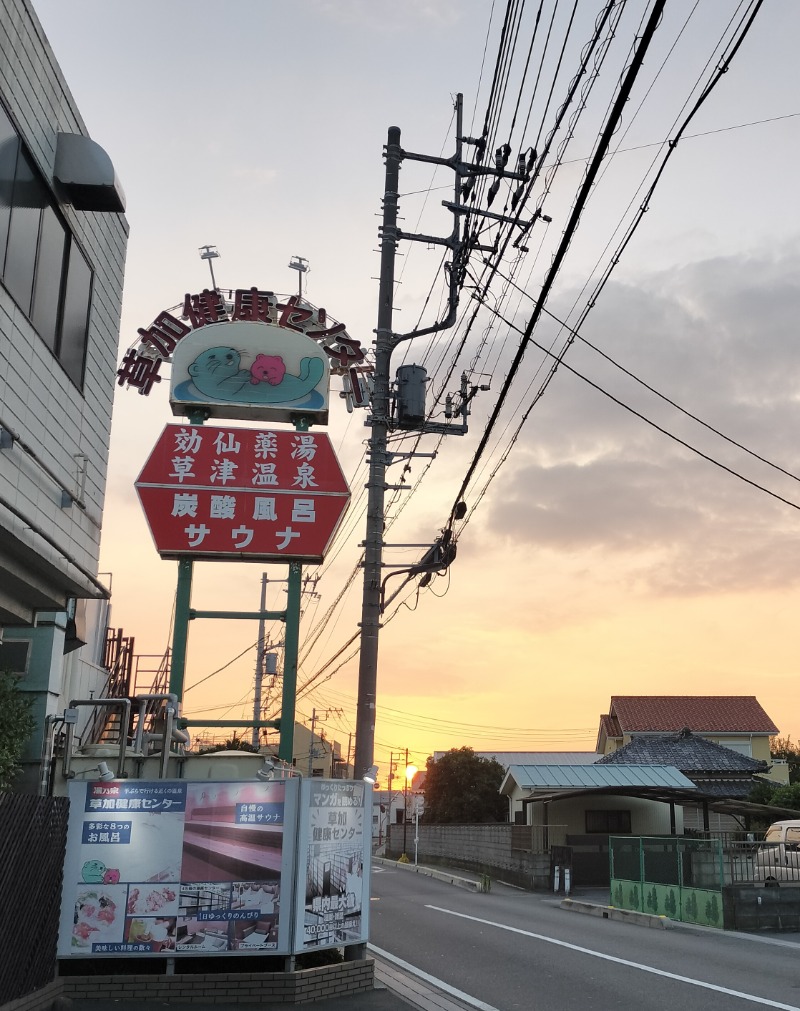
[135,424,351,562]
[116,287,373,419]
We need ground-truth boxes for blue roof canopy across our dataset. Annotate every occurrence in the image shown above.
[500,763,697,797]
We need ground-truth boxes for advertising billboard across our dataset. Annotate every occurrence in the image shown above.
[294,780,371,952]
[135,424,351,562]
[58,780,299,957]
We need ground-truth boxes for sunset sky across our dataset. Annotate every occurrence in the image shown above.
[33,0,800,785]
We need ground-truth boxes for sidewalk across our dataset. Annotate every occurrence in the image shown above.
[72,990,411,1011]
[71,963,470,1011]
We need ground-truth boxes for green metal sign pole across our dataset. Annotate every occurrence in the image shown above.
[278,560,302,764]
[170,556,194,701]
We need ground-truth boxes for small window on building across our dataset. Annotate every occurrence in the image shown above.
[4,149,45,313]
[585,809,632,834]
[0,639,31,675]
[0,104,20,267]
[718,739,753,757]
[0,100,94,390]
[59,240,92,386]
[31,204,67,349]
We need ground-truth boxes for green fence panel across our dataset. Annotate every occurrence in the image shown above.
[609,836,724,928]
[680,886,723,927]
[610,878,643,912]
[610,836,641,881]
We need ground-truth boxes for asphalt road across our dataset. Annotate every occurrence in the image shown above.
[368,864,800,1010]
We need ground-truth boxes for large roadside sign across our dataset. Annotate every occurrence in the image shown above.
[135,424,350,562]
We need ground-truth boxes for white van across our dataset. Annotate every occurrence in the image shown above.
[754,820,800,883]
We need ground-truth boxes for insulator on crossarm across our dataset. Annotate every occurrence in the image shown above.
[494,143,511,170]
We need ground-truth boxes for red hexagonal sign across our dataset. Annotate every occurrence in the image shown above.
[135,424,351,562]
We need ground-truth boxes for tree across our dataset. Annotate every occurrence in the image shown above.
[0,671,36,790]
[771,736,800,784]
[422,747,508,824]
[748,778,777,806]
[769,783,800,812]
[199,735,258,754]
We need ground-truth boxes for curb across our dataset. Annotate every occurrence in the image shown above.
[560,897,672,929]
[373,857,483,892]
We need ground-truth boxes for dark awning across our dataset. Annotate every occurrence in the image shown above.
[54,133,125,213]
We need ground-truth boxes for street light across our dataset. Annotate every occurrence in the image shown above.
[403,761,418,857]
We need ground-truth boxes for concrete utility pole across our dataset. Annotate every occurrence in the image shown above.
[352,125,402,784]
[307,706,343,776]
[352,97,527,780]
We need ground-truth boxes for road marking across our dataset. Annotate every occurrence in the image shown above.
[425,905,800,1010]
[368,943,500,1011]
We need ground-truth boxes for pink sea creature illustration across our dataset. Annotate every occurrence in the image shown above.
[250,354,286,386]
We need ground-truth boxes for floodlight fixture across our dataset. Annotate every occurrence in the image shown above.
[256,757,277,781]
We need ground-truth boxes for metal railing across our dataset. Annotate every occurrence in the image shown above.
[723,839,800,884]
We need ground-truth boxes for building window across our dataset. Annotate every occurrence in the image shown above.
[718,739,753,757]
[0,639,31,675]
[585,809,632,834]
[0,102,93,390]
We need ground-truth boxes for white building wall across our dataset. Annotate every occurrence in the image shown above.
[0,0,127,622]
[529,796,684,836]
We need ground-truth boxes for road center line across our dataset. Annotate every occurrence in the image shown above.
[368,943,500,1011]
[424,905,800,1011]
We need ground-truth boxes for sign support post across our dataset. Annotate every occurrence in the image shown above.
[169,557,194,700]
[278,560,302,764]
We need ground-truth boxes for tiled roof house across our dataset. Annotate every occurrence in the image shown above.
[596,728,769,799]
[596,695,787,786]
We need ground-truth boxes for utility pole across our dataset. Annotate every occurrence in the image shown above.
[352,124,401,784]
[251,572,268,749]
[308,707,319,777]
[352,97,527,780]
[402,747,409,857]
[307,706,343,776]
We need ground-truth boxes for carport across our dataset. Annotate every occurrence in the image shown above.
[500,764,700,887]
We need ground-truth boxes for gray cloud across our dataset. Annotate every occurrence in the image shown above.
[479,245,800,594]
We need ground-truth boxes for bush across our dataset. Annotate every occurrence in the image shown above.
[0,671,36,790]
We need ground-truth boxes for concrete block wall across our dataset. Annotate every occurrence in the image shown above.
[0,961,374,1011]
[723,884,800,932]
[387,823,550,889]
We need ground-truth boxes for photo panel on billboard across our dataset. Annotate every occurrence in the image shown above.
[293,780,372,953]
[58,779,299,958]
